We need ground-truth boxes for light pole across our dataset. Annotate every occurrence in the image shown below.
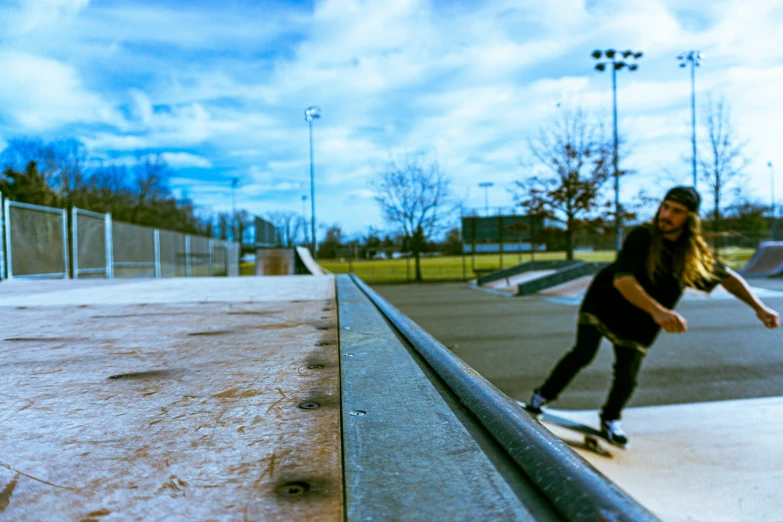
[305,106,321,260]
[592,48,643,253]
[770,161,776,240]
[231,177,239,242]
[478,182,494,216]
[678,51,704,188]
[301,195,308,244]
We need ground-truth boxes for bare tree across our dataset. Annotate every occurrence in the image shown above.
[266,211,302,247]
[1,137,88,202]
[234,210,253,246]
[217,213,231,240]
[699,97,748,249]
[512,108,613,260]
[372,153,453,281]
[130,153,170,223]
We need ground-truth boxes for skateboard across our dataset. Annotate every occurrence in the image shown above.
[517,401,627,457]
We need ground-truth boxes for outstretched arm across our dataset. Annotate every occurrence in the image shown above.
[721,268,780,329]
[614,275,688,333]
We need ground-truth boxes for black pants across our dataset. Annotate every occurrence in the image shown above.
[537,323,644,421]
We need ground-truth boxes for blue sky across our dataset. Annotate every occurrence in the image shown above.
[1,0,782,239]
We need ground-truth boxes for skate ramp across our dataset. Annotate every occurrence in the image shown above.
[253,247,328,276]
[296,246,329,275]
[739,241,783,277]
[538,275,783,305]
[475,260,604,296]
[255,247,296,275]
[483,269,557,293]
[535,397,783,522]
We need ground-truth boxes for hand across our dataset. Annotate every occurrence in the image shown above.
[652,309,688,333]
[756,306,780,329]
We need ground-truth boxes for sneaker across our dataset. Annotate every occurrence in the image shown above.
[600,419,629,446]
[525,391,548,415]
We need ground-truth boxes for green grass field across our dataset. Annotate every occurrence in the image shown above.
[241,247,756,283]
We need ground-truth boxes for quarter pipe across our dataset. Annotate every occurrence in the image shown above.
[739,241,783,277]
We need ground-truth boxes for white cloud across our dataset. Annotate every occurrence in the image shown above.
[1,0,782,234]
[0,51,109,131]
[161,152,212,169]
[347,188,376,200]
[3,0,91,35]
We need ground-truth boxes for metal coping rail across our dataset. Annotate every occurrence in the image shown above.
[348,274,660,522]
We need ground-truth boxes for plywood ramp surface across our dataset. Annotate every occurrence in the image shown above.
[0,277,342,521]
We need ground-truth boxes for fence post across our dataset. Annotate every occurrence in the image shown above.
[105,213,113,279]
[0,192,4,281]
[209,239,214,277]
[498,214,504,269]
[3,198,11,280]
[185,235,192,277]
[471,216,477,273]
[61,208,70,279]
[154,229,161,278]
[461,240,467,282]
[71,208,79,279]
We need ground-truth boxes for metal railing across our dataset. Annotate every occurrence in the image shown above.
[348,273,660,522]
[0,198,239,280]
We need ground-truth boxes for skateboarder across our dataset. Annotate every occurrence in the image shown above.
[525,186,780,445]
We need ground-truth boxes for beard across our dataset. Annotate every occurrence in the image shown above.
[657,219,684,235]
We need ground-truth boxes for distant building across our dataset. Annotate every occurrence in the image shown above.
[255,216,276,248]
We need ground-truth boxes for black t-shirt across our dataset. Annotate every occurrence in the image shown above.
[580,225,729,348]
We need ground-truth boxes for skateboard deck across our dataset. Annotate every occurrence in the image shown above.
[517,401,627,457]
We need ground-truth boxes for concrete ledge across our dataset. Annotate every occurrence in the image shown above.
[477,260,582,286]
[516,262,609,296]
[337,275,561,521]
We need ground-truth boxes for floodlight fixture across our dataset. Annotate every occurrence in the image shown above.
[304,106,321,122]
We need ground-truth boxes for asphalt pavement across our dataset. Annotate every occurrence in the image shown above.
[372,279,783,411]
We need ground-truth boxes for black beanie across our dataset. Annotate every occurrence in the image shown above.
[664,186,701,212]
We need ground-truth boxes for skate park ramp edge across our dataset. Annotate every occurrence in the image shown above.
[474,260,608,296]
[348,274,659,522]
[738,241,783,277]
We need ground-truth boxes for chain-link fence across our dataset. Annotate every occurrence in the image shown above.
[112,221,157,278]
[0,200,240,280]
[159,229,187,278]
[190,236,212,277]
[73,208,111,278]
[212,240,228,277]
[4,199,68,279]
[0,193,5,281]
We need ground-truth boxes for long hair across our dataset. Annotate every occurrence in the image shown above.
[646,208,720,288]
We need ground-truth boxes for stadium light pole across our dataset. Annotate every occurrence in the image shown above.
[231,177,239,242]
[770,161,776,240]
[301,195,308,244]
[592,48,643,253]
[305,106,321,260]
[479,182,494,216]
[678,50,704,188]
